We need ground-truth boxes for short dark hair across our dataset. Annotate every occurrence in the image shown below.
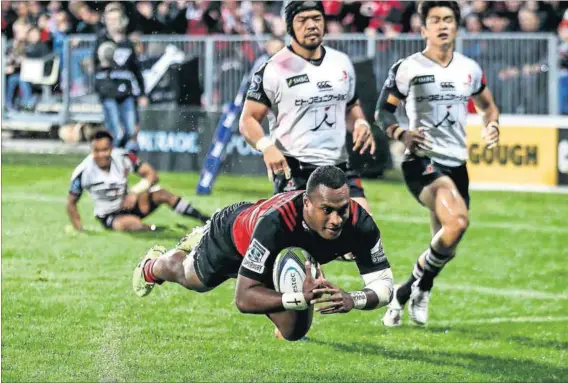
[306,166,347,196]
[90,130,114,143]
[419,1,461,26]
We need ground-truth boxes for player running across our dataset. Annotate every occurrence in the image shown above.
[375,1,500,326]
[239,1,375,213]
[132,166,394,341]
[67,130,210,232]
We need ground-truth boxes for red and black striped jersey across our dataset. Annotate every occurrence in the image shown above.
[232,191,390,284]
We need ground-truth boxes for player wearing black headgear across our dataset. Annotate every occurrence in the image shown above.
[284,1,325,48]
[240,0,376,217]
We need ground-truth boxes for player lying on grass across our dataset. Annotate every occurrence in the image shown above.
[375,1,500,327]
[133,166,394,341]
[67,130,210,232]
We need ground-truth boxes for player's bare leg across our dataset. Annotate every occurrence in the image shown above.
[112,215,151,231]
[147,188,210,223]
[268,308,314,341]
[132,227,211,297]
[394,177,468,325]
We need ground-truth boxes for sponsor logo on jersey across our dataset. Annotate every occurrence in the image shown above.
[339,70,349,82]
[440,81,455,91]
[242,239,271,274]
[248,74,262,92]
[370,238,386,265]
[411,75,435,86]
[434,106,457,128]
[317,81,333,91]
[247,91,262,101]
[286,74,310,88]
[295,93,347,106]
[416,94,469,103]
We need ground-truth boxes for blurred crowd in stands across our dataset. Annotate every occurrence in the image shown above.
[2,1,568,114]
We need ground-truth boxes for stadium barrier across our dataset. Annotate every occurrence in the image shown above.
[137,106,266,176]
[466,115,568,189]
[1,33,560,131]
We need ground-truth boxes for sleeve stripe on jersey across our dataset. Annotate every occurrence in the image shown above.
[276,205,294,231]
[288,200,297,217]
[281,201,295,223]
[350,200,359,225]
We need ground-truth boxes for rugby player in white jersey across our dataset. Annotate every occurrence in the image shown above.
[67,130,210,232]
[239,0,375,213]
[375,1,500,326]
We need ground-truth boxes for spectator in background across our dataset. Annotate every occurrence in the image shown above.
[74,3,102,34]
[27,1,44,25]
[37,14,52,43]
[482,10,511,33]
[498,8,546,114]
[1,1,18,40]
[94,2,148,152]
[5,19,31,111]
[244,1,272,35]
[135,1,168,34]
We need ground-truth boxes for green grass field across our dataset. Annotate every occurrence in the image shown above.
[2,154,567,382]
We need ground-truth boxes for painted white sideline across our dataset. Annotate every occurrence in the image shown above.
[432,316,568,326]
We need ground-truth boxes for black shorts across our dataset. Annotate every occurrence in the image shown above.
[192,201,252,288]
[96,197,159,229]
[401,153,470,209]
[273,156,365,198]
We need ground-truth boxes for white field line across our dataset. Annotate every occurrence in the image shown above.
[331,274,568,301]
[3,193,568,234]
[432,315,568,326]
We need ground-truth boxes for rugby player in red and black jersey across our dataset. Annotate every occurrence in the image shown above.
[132,166,394,341]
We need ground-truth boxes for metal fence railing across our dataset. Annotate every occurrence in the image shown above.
[1,33,561,128]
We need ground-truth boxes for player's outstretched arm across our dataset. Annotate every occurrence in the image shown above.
[66,193,83,231]
[472,87,500,149]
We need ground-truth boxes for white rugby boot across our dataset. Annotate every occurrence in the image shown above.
[408,280,430,325]
[382,285,404,327]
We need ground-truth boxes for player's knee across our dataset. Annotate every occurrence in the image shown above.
[277,326,308,342]
[456,215,469,234]
[444,214,469,240]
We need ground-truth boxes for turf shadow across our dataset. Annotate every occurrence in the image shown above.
[309,339,568,382]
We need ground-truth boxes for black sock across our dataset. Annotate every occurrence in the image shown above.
[173,198,210,223]
[397,260,424,305]
[418,247,453,291]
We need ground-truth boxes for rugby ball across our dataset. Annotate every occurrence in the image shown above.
[273,247,317,293]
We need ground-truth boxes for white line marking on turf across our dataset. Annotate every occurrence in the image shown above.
[331,274,568,301]
[432,316,568,326]
[4,193,567,234]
